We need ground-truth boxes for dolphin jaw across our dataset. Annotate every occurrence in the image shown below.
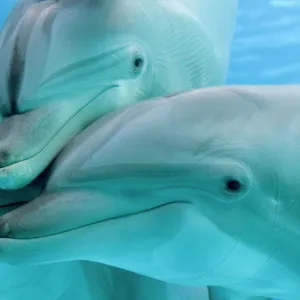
[0,200,191,240]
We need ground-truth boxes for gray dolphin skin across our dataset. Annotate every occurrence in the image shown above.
[0,85,300,300]
[0,0,237,190]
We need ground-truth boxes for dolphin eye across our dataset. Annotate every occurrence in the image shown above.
[209,160,252,203]
[132,55,145,73]
[134,58,143,68]
[225,178,243,193]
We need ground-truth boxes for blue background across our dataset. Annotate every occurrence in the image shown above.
[0,0,17,27]
[228,0,300,84]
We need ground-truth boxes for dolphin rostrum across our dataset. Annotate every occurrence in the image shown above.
[0,85,299,300]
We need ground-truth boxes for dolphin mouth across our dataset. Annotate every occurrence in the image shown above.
[0,85,119,190]
[41,202,181,238]
[0,202,191,268]
[0,200,190,240]
[0,180,42,215]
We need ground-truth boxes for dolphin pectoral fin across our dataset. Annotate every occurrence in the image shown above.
[208,287,270,300]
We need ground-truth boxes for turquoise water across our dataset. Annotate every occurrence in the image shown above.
[228,0,300,84]
[0,0,16,28]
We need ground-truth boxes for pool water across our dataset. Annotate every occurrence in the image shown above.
[227,0,300,85]
[0,0,16,28]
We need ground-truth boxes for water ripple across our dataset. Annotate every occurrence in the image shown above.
[227,0,300,84]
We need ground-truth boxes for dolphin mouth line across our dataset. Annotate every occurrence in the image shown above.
[3,201,190,240]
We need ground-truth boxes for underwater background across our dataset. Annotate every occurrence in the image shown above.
[0,0,16,28]
[228,0,300,84]
[0,1,299,300]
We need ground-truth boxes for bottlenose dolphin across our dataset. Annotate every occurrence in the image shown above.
[0,0,237,190]
[0,85,299,300]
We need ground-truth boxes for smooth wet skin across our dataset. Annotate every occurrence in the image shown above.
[0,0,237,189]
[0,86,300,299]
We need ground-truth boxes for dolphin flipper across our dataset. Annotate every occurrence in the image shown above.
[208,287,270,300]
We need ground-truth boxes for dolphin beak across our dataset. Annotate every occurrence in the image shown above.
[0,86,119,189]
[0,201,191,269]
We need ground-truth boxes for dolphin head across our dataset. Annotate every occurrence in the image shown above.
[0,0,154,189]
[0,85,298,292]
[0,0,239,189]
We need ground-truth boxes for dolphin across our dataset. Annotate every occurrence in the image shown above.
[0,0,237,190]
[0,85,299,299]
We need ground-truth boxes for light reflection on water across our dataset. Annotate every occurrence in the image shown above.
[227,0,300,85]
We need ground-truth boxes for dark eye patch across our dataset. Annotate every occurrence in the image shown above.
[132,55,145,73]
[225,179,243,193]
[134,57,143,68]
